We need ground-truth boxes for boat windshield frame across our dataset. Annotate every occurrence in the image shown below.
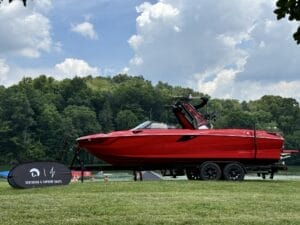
[131,121,176,130]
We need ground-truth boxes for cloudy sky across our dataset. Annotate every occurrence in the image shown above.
[0,0,299,101]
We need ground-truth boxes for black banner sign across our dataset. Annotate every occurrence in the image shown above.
[7,161,71,188]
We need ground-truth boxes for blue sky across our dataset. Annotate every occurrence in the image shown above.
[0,0,299,102]
[48,0,142,70]
[5,0,148,73]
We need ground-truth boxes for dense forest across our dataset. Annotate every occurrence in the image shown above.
[0,74,299,165]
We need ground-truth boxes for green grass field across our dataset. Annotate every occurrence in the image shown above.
[0,180,299,225]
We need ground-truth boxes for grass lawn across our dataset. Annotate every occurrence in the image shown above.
[0,180,299,225]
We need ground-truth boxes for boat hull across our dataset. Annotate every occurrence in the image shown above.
[77,129,284,167]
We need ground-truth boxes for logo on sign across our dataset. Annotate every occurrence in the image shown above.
[29,168,40,177]
[50,167,55,178]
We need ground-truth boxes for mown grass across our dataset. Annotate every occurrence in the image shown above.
[0,180,299,225]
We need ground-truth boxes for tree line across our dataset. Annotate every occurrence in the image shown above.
[0,74,299,165]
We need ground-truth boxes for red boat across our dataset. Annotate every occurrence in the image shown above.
[77,97,285,180]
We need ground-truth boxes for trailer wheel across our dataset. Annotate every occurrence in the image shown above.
[223,163,245,181]
[199,162,222,180]
[186,168,201,180]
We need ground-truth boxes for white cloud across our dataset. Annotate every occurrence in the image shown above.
[55,58,99,77]
[136,2,179,27]
[129,56,143,66]
[122,67,130,74]
[71,21,98,40]
[128,35,143,50]
[127,0,300,102]
[197,75,300,102]
[236,80,298,101]
[0,58,100,87]
[195,69,238,99]
[0,0,55,58]
[240,81,300,101]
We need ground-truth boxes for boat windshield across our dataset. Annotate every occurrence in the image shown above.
[131,121,176,130]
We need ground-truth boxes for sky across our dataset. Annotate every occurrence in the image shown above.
[0,0,299,102]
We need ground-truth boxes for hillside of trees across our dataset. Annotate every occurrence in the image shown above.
[0,74,299,165]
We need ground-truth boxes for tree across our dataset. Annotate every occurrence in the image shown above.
[0,108,12,164]
[0,87,38,162]
[274,0,300,44]
[115,110,138,130]
[216,110,255,129]
[62,105,101,139]
[251,95,300,134]
[36,104,65,159]
[98,101,114,133]
[60,77,93,107]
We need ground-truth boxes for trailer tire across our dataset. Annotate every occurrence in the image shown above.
[223,162,245,181]
[199,162,222,180]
